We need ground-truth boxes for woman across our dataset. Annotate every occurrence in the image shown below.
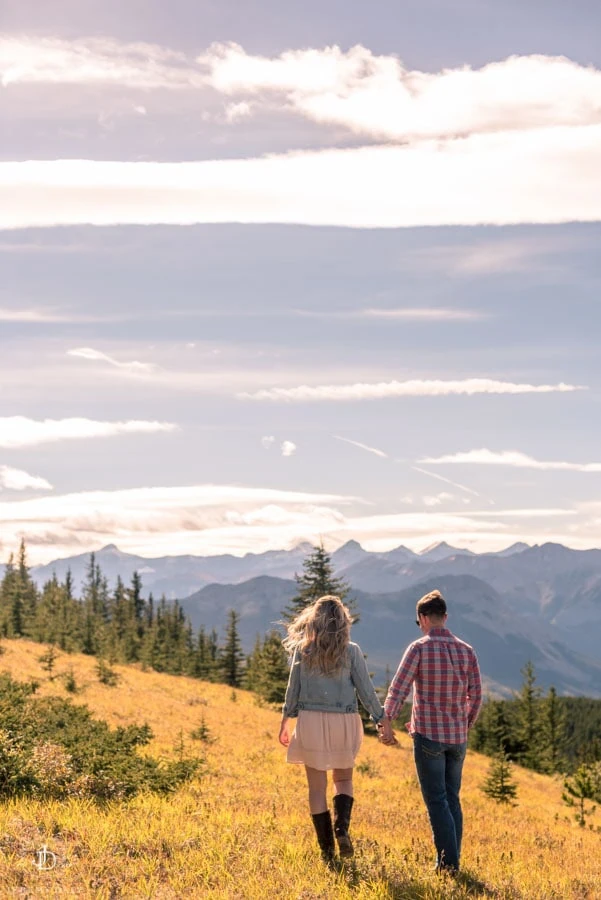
[278,595,385,863]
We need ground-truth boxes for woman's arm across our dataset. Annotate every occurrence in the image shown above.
[349,643,384,722]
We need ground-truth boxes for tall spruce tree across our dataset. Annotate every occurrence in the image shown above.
[282,543,353,622]
[220,610,245,687]
[515,661,543,770]
[540,686,568,774]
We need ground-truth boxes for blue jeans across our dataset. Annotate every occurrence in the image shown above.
[413,733,467,871]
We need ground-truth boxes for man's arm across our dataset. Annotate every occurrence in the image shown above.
[384,643,420,721]
[467,651,483,729]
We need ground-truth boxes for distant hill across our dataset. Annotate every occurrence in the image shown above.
[11,538,601,693]
[179,572,601,696]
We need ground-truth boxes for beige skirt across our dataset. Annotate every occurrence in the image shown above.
[287,710,363,770]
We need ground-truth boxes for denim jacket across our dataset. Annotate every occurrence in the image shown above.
[282,641,384,723]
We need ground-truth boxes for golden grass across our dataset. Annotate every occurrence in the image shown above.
[1,638,600,899]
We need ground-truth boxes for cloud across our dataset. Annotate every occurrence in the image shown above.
[0,483,357,563]
[240,378,585,402]
[0,417,177,448]
[333,435,389,458]
[67,347,156,373]
[0,465,52,491]
[281,440,297,457]
[3,124,601,230]
[410,466,494,504]
[202,45,601,140]
[261,435,275,449]
[224,101,253,122]
[0,307,110,323]
[0,35,205,89]
[421,448,601,472]
[361,308,486,321]
[423,492,455,507]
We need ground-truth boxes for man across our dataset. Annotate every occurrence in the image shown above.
[379,589,482,873]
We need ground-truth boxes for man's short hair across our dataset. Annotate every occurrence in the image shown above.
[416,589,447,620]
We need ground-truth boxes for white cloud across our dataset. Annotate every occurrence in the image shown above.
[281,440,297,457]
[333,435,389,458]
[3,125,601,230]
[362,308,485,321]
[0,465,52,491]
[240,378,584,402]
[202,44,601,141]
[0,35,205,89]
[224,101,253,122]
[0,483,356,563]
[0,479,598,565]
[0,417,177,448]
[261,435,275,449]
[421,449,601,472]
[423,492,454,507]
[67,347,156,373]
[410,466,495,504]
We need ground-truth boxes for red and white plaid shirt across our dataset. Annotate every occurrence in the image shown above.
[384,627,482,744]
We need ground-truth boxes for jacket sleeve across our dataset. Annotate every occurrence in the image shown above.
[350,643,384,723]
[282,648,301,718]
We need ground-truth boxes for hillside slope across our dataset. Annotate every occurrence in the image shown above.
[1,639,600,899]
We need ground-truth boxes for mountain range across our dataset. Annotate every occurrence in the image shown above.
[9,539,601,696]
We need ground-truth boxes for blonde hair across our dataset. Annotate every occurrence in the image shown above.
[283,595,352,675]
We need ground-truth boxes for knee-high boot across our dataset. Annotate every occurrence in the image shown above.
[333,794,354,858]
[311,811,335,863]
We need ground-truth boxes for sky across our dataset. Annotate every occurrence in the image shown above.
[2,0,601,564]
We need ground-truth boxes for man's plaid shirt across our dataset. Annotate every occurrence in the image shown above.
[384,627,482,744]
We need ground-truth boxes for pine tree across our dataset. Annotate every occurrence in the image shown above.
[481,749,518,805]
[220,610,245,688]
[562,763,600,827]
[515,661,543,770]
[248,631,290,704]
[282,543,354,622]
[540,686,568,773]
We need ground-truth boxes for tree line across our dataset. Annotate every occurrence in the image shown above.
[3,539,601,782]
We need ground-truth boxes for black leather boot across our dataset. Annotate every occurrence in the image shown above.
[333,794,354,858]
[311,811,335,863]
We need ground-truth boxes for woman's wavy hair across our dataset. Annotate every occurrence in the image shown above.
[282,594,352,675]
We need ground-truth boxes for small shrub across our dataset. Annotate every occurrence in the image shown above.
[61,668,79,693]
[38,645,59,678]
[482,750,518,805]
[190,715,215,744]
[356,758,380,778]
[0,672,202,800]
[96,659,120,686]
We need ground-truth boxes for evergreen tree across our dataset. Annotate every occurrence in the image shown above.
[282,543,353,622]
[481,749,518,805]
[220,610,245,688]
[248,631,290,704]
[540,685,568,774]
[515,661,543,770]
[562,763,600,827]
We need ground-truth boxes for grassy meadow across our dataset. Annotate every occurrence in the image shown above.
[1,639,600,899]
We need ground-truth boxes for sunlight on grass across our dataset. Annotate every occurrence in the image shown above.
[1,639,600,898]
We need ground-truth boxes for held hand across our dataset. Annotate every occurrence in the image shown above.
[278,719,290,747]
[377,718,398,746]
